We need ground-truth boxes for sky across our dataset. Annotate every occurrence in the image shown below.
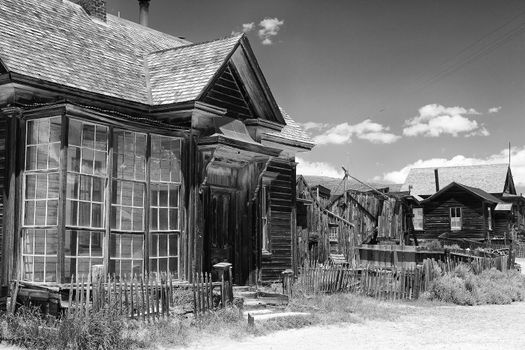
[107,0,525,191]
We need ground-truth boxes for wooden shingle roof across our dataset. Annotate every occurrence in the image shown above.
[147,35,243,105]
[421,182,503,204]
[0,0,189,105]
[262,108,315,150]
[401,164,513,196]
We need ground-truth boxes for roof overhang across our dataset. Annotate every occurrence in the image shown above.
[261,133,315,152]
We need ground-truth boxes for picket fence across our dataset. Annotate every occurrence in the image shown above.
[67,272,233,321]
[295,254,509,300]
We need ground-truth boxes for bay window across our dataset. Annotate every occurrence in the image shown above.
[21,114,183,283]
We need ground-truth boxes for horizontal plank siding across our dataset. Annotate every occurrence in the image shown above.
[262,160,294,281]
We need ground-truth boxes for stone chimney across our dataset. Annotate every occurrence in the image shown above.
[139,0,151,27]
[76,0,107,22]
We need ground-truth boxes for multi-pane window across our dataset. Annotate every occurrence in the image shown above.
[329,226,338,242]
[111,131,146,232]
[22,229,58,282]
[66,120,108,229]
[111,131,147,277]
[22,117,61,282]
[64,230,103,282]
[21,116,184,283]
[450,207,462,231]
[413,208,423,231]
[149,135,181,275]
[110,234,144,277]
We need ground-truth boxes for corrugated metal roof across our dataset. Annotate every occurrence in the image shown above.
[401,164,510,196]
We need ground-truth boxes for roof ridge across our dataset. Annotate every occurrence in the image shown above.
[411,163,508,170]
[107,14,190,43]
[147,33,244,56]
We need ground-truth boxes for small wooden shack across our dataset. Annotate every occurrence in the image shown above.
[403,164,525,242]
[0,0,315,295]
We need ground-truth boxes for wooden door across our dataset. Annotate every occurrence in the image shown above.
[204,188,237,277]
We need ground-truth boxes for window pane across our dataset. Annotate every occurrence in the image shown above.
[169,235,178,256]
[36,174,47,199]
[120,206,132,230]
[92,203,103,228]
[46,230,58,254]
[26,146,37,170]
[133,237,143,259]
[36,144,48,169]
[132,208,143,231]
[82,123,95,148]
[24,201,35,226]
[78,232,90,256]
[95,125,107,151]
[50,118,61,143]
[33,257,45,282]
[94,151,107,176]
[92,177,104,202]
[79,202,91,226]
[47,200,58,226]
[35,201,46,226]
[27,120,37,145]
[67,200,78,226]
[23,230,34,254]
[81,148,94,174]
[69,119,82,146]
[65,230,76,256]
[49,143,60,169]
[120,235,132,258]
[92,232,103,257]
[34,231,46,254]
[159,184,168,206]
[68,146,81,172]
[48,173,60,198]
[159,209,168,230]
[169,209,178,230]
[151,235,158,257]
[26,175,36,199]
[38,120,50,144]
[159,235,167,256]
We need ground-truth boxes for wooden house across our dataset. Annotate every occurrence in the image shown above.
[0,0,314,292]
[402,164,525,242]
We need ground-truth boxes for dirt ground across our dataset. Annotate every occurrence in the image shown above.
[184,302,525,350]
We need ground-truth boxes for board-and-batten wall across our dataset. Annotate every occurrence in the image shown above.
[261,159,296,281]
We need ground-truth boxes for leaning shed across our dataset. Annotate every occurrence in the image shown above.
[0,0,314,298]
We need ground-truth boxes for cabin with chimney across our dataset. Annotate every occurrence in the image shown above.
[402,164,525,244]
[0,0,314,296]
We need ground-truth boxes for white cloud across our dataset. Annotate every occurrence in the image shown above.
[308,119,401,145]
[299,121,329,131]
[403,104,489,137]
[231,22,255,35]
[488,106,502,114]
[296,157,344,178]
[375,146,525,186]
[258,18,284,45]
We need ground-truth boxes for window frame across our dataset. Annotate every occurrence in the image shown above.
[487,206,493,231]
[412,207,424,231]
[20,112,184,283]
[450,207,462,231]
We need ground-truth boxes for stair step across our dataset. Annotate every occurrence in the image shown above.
[246,312,311,322]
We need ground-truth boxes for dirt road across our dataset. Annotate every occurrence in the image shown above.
[186,302,525,350]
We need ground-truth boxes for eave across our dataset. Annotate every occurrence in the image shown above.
[261,133,315,151]
[198,134,282,157]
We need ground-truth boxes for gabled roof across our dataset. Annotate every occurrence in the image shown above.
[401,164,514,196]
[0,0,189,104]
[0,0,286,124]
[147,35,243,105]
[421,182,503,204]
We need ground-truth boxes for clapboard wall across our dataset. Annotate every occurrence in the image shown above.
[261,159,295,281]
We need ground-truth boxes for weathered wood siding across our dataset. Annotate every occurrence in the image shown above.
[422,190,488,240]
[262,159,294,281]
[328,191,405,241]
[0,117,6,266]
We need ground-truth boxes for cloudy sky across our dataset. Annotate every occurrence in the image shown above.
[107,0,525,191]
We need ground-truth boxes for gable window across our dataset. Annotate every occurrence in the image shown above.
[412,208,423,231]
[450,207,462,231]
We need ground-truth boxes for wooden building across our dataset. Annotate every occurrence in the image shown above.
[402,164,525,242]
[295,175,414,265]
[0,0,314,291]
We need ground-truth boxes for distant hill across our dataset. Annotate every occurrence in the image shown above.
[298,175,403,196]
